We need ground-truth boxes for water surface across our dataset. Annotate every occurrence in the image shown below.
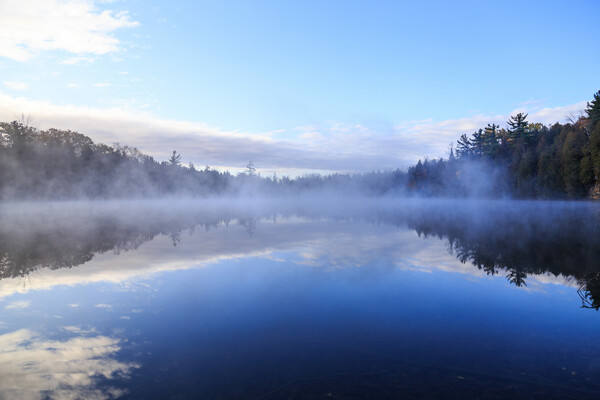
[1,198,600,399]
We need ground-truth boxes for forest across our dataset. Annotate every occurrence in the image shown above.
[1,90,599,200]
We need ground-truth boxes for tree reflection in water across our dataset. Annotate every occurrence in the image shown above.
[1,199,600,309]
[578,273,600,310]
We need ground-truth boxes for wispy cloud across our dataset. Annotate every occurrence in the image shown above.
[5,300,30,310]
[61,56,97,65]
[0,0,138,61]
[3,81,29,91]
[62,325,97,334]
[0,92,588,173]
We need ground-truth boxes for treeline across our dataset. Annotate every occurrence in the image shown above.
[0,121,406,199]
[1,90,599,200]
[407,90,600,199]
[0,122,237,199]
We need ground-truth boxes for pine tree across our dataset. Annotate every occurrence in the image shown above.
[470,129,484,158]
[586,91,600,183]
[483,123,499,156]
[590,123,600,181]
[507,113,529,141]
[560,126,587,197]
[456,134,471,158]
[169,150,182,166]
[586,90,600,133]
[246,161,256,176]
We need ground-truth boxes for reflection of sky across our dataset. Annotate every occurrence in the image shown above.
[0,213,600,398]
[0,328,137,400]
[0,215,578,303]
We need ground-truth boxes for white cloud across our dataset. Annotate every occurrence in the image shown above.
[60,56,96,65]
[0,329,138,399]
[0,91,589,174]
[0,0,138,61]
[3,81,29,91]
[62,325,97,334]
[5,300,30,310]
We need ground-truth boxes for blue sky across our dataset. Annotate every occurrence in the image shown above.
[0,0,599,174]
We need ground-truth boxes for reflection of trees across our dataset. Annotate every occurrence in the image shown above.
[238,218,257,237]
[399,202,600,305]
[2,200,600,309]
[578,273,600,310]
[169,231,182,247]
[0,208,239,279]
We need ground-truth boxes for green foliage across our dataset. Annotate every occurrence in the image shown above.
[560,125,587,197]
[507,112,529,141]
[470,129,484,158]
[586,90,600,133]
[0,124,240,199]
[456,134,471,158]
[0,121,37,152]
[482,124,499,157]
[438,90,600,198]
[589,123,600,180]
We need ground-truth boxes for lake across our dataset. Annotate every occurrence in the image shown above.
[1,198,600,399]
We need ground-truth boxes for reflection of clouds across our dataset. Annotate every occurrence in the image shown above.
[4,300,30,309]
[527,273,578,289]
[0,237,275,301]
[0,213,577,300]
[63,326,98,335]
[0,329,138,400]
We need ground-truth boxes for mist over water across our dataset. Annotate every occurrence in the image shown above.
[2,197,600,399]
[2,197,600,294]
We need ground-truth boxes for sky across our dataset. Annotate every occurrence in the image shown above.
[0,0,599,175]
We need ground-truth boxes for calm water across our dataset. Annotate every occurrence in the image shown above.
[1,198,600,399]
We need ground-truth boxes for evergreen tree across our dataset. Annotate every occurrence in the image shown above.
[470,129,484,158]
[483,123,499,157]
[590,123,600,182]
[507,113,529,141]
[448,144,456,161]
[586,91,600,182]
[560,126,587,197]
[586,90,600,133]
[456,134,471,158]
[169,150,182,167]
[246,161,256,176]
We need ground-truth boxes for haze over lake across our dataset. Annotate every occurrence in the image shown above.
[1,198,600,399]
